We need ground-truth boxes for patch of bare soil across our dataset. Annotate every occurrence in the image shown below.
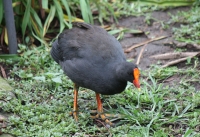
[117,7,200,91]
[119,7,190,69]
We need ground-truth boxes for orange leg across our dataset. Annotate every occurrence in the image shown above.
[96,93,103,113]
[72,83,79,121]
[94,93,113,125]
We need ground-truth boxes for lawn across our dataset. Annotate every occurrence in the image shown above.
[0,2,200,137]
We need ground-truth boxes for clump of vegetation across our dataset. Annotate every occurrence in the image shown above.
[1,0,200,136]
[0,0,197,47]
[172,6,200,44]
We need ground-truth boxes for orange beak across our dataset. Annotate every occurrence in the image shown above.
[133,68,140,90]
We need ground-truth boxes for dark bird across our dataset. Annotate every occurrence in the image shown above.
[51,22,140,125]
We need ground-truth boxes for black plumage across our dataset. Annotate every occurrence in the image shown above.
[51,22,138,95]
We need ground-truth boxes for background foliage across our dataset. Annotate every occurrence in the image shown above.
[0,0,198,47]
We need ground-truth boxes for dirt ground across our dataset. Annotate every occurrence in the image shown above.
[116,7,200,91]
[119,7,190,70]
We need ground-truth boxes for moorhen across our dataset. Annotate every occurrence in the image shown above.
[51,22,140,125]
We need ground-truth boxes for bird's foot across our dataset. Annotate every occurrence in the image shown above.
[90,110,121,126]
[69,110,78,121]
[91,112,113,126]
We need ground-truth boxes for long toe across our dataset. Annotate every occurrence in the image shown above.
[70,111,78,122]
[91,112,121,126]
[90,110,121,118]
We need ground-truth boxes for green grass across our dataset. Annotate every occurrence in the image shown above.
[171,6,200,44]
[1,43,200,136]
[1,2,200,137]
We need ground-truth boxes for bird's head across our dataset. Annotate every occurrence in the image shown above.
[116,62,141,90]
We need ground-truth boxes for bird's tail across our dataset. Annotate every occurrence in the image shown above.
[50,40,61,64]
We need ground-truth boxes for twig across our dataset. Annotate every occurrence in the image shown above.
[124,35,168,53]
[136,44,148,65]
[174,41,200,50]
[95,119,109,129]
[161,55,199,68]
[150,52,200,60]
[193,44,200,50]
[0,65,7,78]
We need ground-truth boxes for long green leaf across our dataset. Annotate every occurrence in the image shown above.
[105,3,117,23]
[127,0,195,6]
[28,14,45,46]
[30,7,43,30]
[21,0,31,39]
[0,54,20,61]
[31,29,48,47]
[86,0,93,24]
[53,0,65,33]
[0,0,3,24]
[29,16,41,38]
[61,0,72,23]
[43,5,56,36]
[30,7,44,40]
[80,0,93,23]
[42,0,48,9]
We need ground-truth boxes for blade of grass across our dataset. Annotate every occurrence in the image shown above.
[184,128,194,137]
[105,3,118,23]
[53,0,65,33]
[29,15,42,39]
[61,0,72,23]
[108,28,143,36]
[30,7,43,31]
[63,14,84,22]
[80,0,93,23]
[4,27,8,45]
[93,1,103,25]
[29,16,47,46]
[108,29,123,35]
[0,54,20,61]
[21,0,31,40]
[127,0,195,6]
[80,0,88,23]
[179,104,192,117]
[43,5,56,36]
[31,28,48,46]
[86,0,93,24]
[42,0,48,9]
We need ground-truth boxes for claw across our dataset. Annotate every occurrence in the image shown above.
[91,112,114,126]
[70,111,78,121]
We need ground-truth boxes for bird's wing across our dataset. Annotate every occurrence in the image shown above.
[58,22,126,64]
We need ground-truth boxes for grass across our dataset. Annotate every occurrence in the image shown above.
[1,2,200,137]
[171,6,200,44]
[1,45,200,136]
